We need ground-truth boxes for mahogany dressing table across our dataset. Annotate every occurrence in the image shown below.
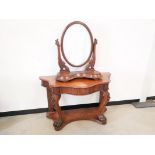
[39,21,111,131]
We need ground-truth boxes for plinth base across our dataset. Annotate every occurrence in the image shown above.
[47,107,107,131]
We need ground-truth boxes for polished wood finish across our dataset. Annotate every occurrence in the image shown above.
[40,72,110,131]
[55,21,102,82]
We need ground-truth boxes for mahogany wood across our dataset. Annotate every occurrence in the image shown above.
[39,72,110,131]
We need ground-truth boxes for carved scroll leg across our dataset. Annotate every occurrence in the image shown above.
[47,88,56,113]
[97,92,107,124]
[99,90,107,112]
[97,85,110,124]
[52,94,64,131]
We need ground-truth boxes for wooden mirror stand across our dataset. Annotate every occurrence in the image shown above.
[56,21,102,82]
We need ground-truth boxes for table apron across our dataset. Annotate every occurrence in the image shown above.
[50,84,108,95]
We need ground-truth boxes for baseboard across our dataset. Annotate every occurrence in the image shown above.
[0,99,140,117]
[147,96,155,100]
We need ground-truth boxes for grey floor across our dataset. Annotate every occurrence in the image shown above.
[0,104,155,135]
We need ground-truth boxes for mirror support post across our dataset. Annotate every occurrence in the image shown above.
[55,21,102,82]
[85,39,97,71]
[55,39,70,72]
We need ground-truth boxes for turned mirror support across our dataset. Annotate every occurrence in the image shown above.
[55,39,70,72]
[85,38,97,71]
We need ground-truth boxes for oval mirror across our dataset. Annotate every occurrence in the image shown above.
[61,21,93,67]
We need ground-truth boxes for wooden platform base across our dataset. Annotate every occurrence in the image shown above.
[47,107,107,131]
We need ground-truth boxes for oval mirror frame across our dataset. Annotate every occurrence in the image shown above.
[61,21,94,67]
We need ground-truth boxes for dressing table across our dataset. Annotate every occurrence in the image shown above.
[39,21,110,131]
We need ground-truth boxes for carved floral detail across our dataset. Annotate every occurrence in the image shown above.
[107,92,110,102]
[51,95,56,111]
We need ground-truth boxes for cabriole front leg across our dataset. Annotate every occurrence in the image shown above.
[46,88,64,130]
[46,88,56,112]
[97,84,110,124]
[51,94,64,131]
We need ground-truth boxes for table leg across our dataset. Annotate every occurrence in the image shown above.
[46,89,64,131]
[52,94,64,131]
[97,84,110,124]
[46,88,56,112]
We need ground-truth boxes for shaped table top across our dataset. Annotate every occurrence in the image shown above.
[40,72,110,89]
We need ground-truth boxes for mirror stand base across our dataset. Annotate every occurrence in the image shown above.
[56,70,102,82]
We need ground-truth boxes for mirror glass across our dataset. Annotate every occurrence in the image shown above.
[63,24,92,66]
